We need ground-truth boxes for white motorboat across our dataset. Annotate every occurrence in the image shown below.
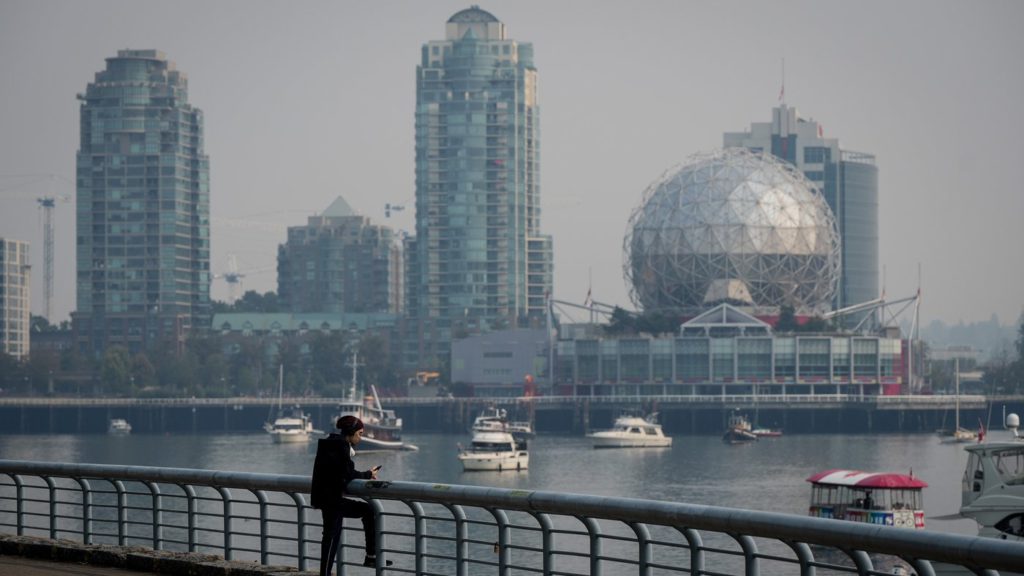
[331,384,418,451]
[587,414,672,449]
[107,418,132,435]
[471,406,534,440]
[265,408,314,443]
[958,411,1024,541]
[457,431,528,472]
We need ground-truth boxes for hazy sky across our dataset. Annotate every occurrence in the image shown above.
[2,0,1022,327]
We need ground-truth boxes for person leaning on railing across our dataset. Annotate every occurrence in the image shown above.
[310,415,391,573]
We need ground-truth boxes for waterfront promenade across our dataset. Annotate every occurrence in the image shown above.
[0,393,1012,435]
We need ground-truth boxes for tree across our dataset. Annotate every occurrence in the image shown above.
[100,346,132,396]
[775,305,798,333]
[358,334,399,394]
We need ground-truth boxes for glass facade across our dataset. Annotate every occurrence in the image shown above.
[555,333,903,396]
[0,238,31,358]
[407,7,553,368]
[74,50,209,354]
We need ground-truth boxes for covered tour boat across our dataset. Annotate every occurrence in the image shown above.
[807,469,927,529]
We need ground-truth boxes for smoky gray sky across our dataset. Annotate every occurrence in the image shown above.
[2,0,1022,327]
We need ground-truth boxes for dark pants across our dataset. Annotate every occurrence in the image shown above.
[319,498,375,576]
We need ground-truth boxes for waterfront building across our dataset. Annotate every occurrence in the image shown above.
[0,238,31,359]
[451,327,549,396]
[73,49,210,356]
[277,196,402,314]
[554,304,903,397]
[405,6,554,369]
[724,104,879,322]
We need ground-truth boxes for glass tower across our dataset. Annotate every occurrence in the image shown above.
[724,104,879,325]
[73,49,210,355]
[407,6,553,367]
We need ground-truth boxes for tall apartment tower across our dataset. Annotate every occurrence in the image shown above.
[0,238,31,359]
[73,50,210,356]
[407,6,554,367]
[278,196,402,314]
[724,104,879,321]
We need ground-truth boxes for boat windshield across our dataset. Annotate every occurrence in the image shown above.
[274,424,305,431]
[471,441,514,452]
[992,447,1024,486]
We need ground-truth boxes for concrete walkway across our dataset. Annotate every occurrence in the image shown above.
[0,555,156,576]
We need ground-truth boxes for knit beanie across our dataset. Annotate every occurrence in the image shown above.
[337,415,364,436]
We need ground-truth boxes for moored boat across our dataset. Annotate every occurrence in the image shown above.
[107,418,132,435]
[722,411,758,444]
[265,407,314,443]
[806,469,927,529]
[471,406,534,440]
[587,414,672,449]
[332,384,418,451]
[957,411,1024,541]
[457,431,528,472]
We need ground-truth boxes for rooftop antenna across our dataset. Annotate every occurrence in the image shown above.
[779,58,786,104]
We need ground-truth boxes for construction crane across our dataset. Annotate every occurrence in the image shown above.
[0,173,72,322]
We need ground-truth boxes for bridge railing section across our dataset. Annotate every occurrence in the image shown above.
[1,460,1022,575]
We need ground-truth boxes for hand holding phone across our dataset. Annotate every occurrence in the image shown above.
[371,465,382,477]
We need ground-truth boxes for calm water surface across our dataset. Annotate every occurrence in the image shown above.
[0,431,979,537]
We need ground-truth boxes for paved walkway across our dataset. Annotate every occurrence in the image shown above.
[0,556,156,576]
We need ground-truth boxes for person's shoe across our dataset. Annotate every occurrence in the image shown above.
[362,555,393,567]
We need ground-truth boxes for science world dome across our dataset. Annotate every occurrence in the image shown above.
[623,148,840,315]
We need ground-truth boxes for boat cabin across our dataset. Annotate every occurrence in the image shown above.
[807,469,927,529]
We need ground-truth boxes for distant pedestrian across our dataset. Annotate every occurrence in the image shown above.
[310,415,391,573]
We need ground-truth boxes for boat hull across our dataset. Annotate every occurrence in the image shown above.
[458,452,529,472]
[589,434,672,449]
[270,432,311,444]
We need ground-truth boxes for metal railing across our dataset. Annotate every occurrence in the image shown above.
[2,459,1023,575]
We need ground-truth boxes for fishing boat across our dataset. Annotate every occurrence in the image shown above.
[457,431,529,472]
[807,469,927,529]
[470,406,534,440]
[331,384,418,451]
[107,418,132,436]
[722,411,758,444]
[587,413,672,448]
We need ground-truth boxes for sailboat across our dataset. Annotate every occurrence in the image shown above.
[264,364,314,443]
[938,358,977,444]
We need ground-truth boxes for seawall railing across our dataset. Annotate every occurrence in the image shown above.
[1,459,1022,575]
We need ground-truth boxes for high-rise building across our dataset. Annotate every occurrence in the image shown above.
[406,6,554,368]
[724,104,879,321]
[278,196,403,314]
[73,49,210,355]
[0,238,31,359]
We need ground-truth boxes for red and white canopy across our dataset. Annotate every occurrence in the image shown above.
[806,469,928,489]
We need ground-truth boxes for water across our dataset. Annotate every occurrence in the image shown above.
[0,430,979,538]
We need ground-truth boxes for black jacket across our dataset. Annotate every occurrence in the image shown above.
[310,433,371,509]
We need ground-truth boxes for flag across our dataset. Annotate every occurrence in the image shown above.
[818,124,823,138]
[584,287,592,308]
[778,85,784,102]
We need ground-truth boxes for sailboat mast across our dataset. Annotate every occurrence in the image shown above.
[277,364,284,411]
[954,357,960,431]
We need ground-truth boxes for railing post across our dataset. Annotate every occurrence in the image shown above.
[74,478,92,544]
[216,486,233,560]
[629,522,652,576]
[44,476,56,540]
[12,474,23,536]
[407,500,426,575]
[847,549,873,575]
[256,489,270,565]
[580,515,602,576]
[488,508,512,576]
[678,527,705,576]
[732,533,759,576]
[908,558,937,576]
[113,480,127,546]
[784,540,816,576]
[529,511,554,576]
[370,499,386,574]
[290,492,308,572]
[144,481,162,550]
[443,503,468,576]
[181,484,197,552]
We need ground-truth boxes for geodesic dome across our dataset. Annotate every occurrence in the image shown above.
[623,148,840,315]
